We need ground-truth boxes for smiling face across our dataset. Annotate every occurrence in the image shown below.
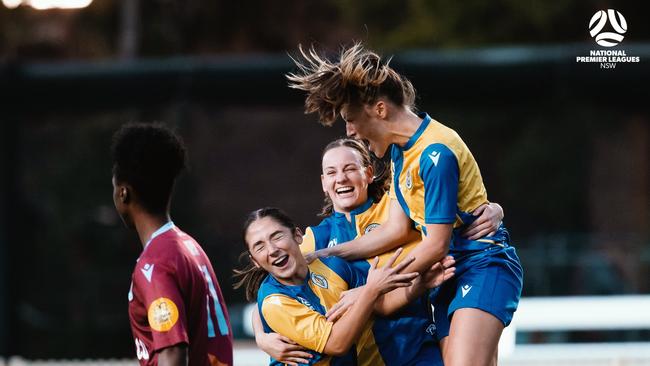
[245,216,307,286]
[321,146,373,214]
[340,102,392,158]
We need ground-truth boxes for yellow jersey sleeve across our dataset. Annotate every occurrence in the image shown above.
[300,227,316,255]
[261,294,334,353]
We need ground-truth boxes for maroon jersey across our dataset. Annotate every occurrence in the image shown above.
[128,222,233,366]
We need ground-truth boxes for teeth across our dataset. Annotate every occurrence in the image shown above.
[336,187,354,194]
[273,255,288,266]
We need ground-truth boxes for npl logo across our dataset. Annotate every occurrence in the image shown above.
[589,9,627,47]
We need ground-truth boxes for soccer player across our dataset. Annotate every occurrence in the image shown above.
[111,123,233,366]
[237,207,454,366]
[252,138,503,365]
[287,44,523,366]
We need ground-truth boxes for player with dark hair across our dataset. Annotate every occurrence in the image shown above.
[112,123,233,366]
[238,207,454,366]
[288,44,523,366]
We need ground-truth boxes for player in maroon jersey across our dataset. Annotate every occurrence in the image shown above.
[111,123,233,366]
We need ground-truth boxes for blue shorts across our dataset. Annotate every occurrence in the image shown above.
[406,341,443,366]
[431,243,523,340]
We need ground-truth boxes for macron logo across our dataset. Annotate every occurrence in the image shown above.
[429,151,440,166]
[141,263,154,283]
[461,284,472,298]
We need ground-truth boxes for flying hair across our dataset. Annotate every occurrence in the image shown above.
[287,42,416,126]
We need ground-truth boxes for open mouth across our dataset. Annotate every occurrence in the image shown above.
[272,255,289,267]
[336,186,354,195]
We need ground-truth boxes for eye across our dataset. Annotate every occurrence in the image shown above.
[253,243,264,252]
[272,234,284,242]
[326,170,336,176]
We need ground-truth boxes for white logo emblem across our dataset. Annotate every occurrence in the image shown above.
[135,338,149,360]
[461,284,472,298]
[589,9,627,47]
[426,323,436,336]
[364,223,380,234]
[405,169,413,190]
[141,263,155,283]
[311,273,329,289]
[327,238,338,248]
[429,151,440,166]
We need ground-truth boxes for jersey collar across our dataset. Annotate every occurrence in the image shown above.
[332,198,374,219]
[144,221,175,248]
[402,112,431,151]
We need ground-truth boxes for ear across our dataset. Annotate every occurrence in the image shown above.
[118,184,131,204]
[294,227,304,244]
[365,164,375,183]
[249,254,261,269]
[374,100,387,119]
[321,174,327,193]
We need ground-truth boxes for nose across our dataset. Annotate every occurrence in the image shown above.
[335,170,348,183]
[267,241,281,257]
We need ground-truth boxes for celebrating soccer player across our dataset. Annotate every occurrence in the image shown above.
[111,123,233,366]
[237,207,455,365]
[288,44,524,366]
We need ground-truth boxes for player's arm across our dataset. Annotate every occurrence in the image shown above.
[252,306,313,365]
[461,202,504,240]
[373,255,455,316]
[323,254,417,355]
[374,144,458,280]
[157,344,188,366]
[305,199,414,263]
[325,255,456,321]
[263,254,417,356]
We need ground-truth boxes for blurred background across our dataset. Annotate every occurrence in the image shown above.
[0,0,649,364]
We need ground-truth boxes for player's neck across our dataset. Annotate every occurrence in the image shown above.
[133,211,172,249]
[389,108,423,147]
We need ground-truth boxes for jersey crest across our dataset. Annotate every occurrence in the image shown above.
[364,223,381,234]
[310,273,329,289]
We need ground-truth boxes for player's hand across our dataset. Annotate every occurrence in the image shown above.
[303,249,327,264]
[365,248,418,296]
[420,255,456,289]
[255,332,312,366]
[326,287,362,322]
[461,202,503,240]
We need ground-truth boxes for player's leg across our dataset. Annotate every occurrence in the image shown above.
[443,308,503,366]
[439,336,449,358]
[440,246,522,366]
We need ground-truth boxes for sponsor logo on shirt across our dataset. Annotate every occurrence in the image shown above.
[310,273,329,289]
[147,297,179,332]
[364,223,380,234]
[296,296,315,311]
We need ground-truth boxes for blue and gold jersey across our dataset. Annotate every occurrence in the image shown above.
[390,113,509,249]
[257,257,383,366]
[301,196,438,365]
